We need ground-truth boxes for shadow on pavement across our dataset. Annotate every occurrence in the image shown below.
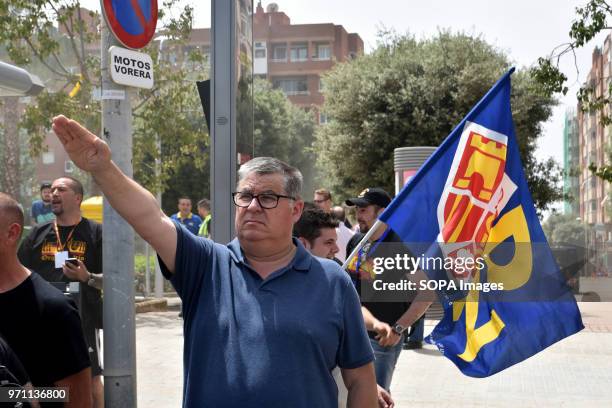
[412,347,444,357]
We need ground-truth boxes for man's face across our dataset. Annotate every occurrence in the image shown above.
[178,199,192,215]
[313,193,331,213]
[41,188,52,203]
[235,173,303,248]
[51,178,82,217]
[307,228,339,259]
[356,205,379,233]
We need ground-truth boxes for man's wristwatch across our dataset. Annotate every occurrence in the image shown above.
[392,323,406,336]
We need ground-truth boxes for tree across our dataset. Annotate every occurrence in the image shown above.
[158,78,317,214]
[0,96,22,200]
[253,78,317,197]
[0,0,208,198]
[542,213,586,246]
[315,31,561,214]
[533,0,612,181]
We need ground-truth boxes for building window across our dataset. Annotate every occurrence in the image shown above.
[271,43,287,61]
[319,112,329,124]
[272,76,308,95]
[318,78,325,92]
[255,48,266,58]
[290,43,308,62]
[314,43,331,60]
[65,160,75,173]
[42,151,55,165]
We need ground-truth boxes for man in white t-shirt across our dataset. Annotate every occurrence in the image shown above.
[313,189,355,262]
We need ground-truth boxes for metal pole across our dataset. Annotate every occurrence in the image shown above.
[342,220,385,270]
[154,172,163,298]
[145,243,150,297]
[101,21,137,407]
[154,39,165,299]
[210,0,237,244]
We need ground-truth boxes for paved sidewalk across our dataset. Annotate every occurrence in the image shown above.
[391,305,612,407]
[136,303,612,407]
[136,312,183,407]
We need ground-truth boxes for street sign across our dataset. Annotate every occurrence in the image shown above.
[101,0,158,49]
[109,46,154,89]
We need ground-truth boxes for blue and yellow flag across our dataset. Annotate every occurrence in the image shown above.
[378,68,584,377]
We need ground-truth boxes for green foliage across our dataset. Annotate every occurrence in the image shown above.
[542,213,586,246]
[315,31,561,214]
[0,0,209,196]
[533,1,612,181]
[159,78,317,214]
[253,78,317,197]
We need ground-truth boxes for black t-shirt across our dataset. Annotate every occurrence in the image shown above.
[18,218,103,330]
[0,273,90,389]
[0,334,29,386]
[346,230,411,338]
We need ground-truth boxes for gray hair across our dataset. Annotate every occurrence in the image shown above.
[237,157,303,199]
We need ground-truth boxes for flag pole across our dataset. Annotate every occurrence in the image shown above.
[342,219,386,270]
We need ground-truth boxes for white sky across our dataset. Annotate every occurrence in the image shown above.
[84,0,608,212]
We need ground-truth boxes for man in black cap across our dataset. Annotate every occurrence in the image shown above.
[345,187,432,393]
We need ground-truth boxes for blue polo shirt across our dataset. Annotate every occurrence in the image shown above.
[160,222,374,408]
[170,212,202,236]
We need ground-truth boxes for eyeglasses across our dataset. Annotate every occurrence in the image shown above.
[232,192,295,209]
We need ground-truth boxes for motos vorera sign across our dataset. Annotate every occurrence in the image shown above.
[109,46,154,89]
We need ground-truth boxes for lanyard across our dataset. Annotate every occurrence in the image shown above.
[355,228,391,274]
[53,221,78,252]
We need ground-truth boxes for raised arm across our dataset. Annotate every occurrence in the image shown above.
[52,115,178,273]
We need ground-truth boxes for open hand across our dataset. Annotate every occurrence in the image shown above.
[52,115,112,174]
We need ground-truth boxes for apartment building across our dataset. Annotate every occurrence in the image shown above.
[34,2,363,184]
[577,34,612,268]
[563,109,579,216]
[188,2,363,123]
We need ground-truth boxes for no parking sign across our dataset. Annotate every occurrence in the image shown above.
[101,0,158,49]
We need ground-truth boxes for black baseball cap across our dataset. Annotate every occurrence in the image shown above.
[40,182,52,191]
[345,187,391,208]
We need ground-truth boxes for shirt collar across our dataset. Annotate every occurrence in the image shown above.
[228,237,312,273]
[176,212,193,220]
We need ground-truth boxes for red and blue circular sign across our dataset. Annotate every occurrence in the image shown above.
[102,0,158,49]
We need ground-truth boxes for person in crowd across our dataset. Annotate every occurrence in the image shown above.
[314,189,354,262]
[294,207,395,408]
[18,177,104,408]
[293,207,340,260]
[332,205,353,230]
[313,188,333,213]
[30,182,55,225]
[171,197,202,236]
[197,199,212,238]
[0,192,92,407]
[345,187,432,392]
[51,115,379,408]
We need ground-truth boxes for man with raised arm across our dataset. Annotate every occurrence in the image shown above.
[51,115,378,408]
